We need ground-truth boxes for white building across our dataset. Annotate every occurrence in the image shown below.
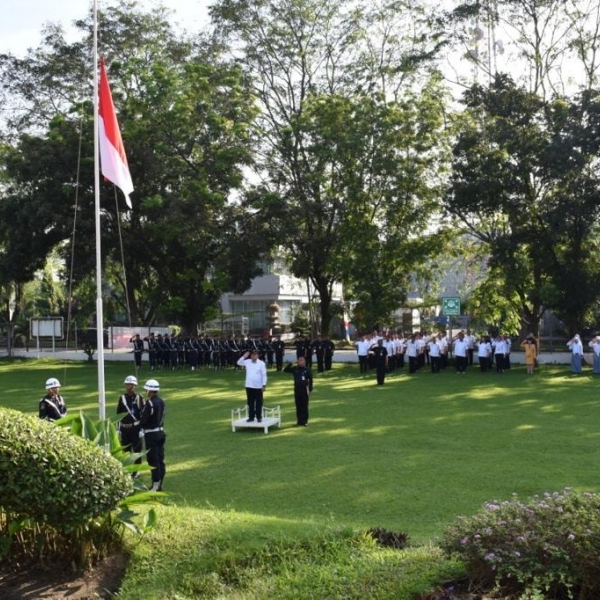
[219,259,344,334]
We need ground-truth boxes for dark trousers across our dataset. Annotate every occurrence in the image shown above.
[316,353,325,373]
[358,355,368,373]
[134,351,142,368]
[495,353,505,373]
[275,352,284,371]
[479,356,489,372]
[246,387,264,421]
[294,387,310,425]
[456,355,467,373]
[324,354,333,371]
[120,425,143,466]
[145,431,166,486]
[376,363,386,385]
[430,356,440,373]
[468,349,474,366]
[409,356,418,374]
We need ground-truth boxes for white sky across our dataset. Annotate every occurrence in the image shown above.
[0,0,213,56]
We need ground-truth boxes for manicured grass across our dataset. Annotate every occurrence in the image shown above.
[4,357,598,542]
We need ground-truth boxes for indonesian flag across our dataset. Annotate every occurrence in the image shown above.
[343,311,351,342]
[99,56,133,208]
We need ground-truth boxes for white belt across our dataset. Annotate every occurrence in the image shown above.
[145,427,164,433]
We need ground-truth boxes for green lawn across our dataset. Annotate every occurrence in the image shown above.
[4,357,598,543]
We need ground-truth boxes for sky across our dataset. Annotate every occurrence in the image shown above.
[0,0,213,56]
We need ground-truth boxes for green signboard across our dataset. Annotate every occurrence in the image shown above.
[442,297,461,316]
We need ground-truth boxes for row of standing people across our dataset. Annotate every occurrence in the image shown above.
[130,333,287,371]
[130,333,335,374]
[39,376,167,492]
[356,330,520,385]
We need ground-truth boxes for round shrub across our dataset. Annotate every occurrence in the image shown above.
[441,488,600,598]
[0,407,133,530]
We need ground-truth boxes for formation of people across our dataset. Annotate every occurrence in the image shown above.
[129,332,335,374]
[39,375,167,492]
[355,329,535,385]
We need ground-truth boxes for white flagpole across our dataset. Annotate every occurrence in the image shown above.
[93,0,107,421]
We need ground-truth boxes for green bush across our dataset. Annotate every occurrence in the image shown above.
[441,488,600,599]
[0,407,132,530]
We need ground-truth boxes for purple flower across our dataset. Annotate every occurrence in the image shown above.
[568,534,575,541]
[484,552,496,561]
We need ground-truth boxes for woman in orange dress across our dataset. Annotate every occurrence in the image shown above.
[520,336,538,374]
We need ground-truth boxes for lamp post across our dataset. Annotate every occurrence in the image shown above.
[7,294,16,359]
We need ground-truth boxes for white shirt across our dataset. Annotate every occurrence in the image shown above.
[568,341,583,356]
[494,339,507,354]
[356,340,370,356]
[237,357,267,389]
[454,339,468,357]
[477,342,491,357]
[428,341,440,357]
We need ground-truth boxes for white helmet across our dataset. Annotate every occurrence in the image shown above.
[45,378,61,389]
[144,379,160,391]
[124,375,138,385]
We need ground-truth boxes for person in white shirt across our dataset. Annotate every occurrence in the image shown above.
[438,333,449,370]
[588,335,600,374]
[465,330,476,366]
[477,336,492,372]
[567,335,583,374]
[494,335,508,373]
[237,350,268,422]
[406,334,419,374]
[428,338,441,373]
[355,336,370,374]
[453,331,469,374]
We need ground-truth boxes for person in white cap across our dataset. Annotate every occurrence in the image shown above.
[140,379,166,491]
[117,375,145,476]
[39,377,68,422]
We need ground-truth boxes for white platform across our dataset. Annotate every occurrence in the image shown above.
[231,405,282,434]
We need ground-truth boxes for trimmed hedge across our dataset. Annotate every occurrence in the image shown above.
[0,407,133,529]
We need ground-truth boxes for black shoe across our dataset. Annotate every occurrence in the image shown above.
[256,419,262,423]
[246,418,254,422]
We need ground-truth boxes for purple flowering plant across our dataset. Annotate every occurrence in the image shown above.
[441,488,600,598]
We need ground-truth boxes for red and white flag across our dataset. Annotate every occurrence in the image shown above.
[99,56,133,208]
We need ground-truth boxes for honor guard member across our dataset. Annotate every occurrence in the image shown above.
[130,334,144,370]
[273,337,286,371]
[39,378,68,422]
[313,336,325,373]
[117,375,144,476]
[145,333,157,370]
[323,337,335,371]
[140,379,166,492]
[284,356,314,426]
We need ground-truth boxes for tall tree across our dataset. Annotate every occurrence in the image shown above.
[0,1,265,331]
[444,75,600,335]
[211,0,449,334]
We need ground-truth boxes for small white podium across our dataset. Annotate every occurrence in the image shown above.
[231,405,282,434]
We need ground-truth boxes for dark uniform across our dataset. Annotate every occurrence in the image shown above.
[39,392,67,421]
[323,338,335,371]
[130,334,144,369]
[140,381,166,491]
[369,341,388,385]
[117,383,144,473]
[284,360,314,426]
[273,338,286,371]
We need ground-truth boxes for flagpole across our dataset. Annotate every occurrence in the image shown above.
[93,0,107,421]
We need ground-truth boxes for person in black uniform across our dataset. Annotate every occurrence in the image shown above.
[273,337,286,371]
[117,375,144,476]
[145,333,157,370]
[39,377,68,421]
[130,333,144,370]
[140,379,166,492]
[369,339,388,385]
[323,337,335,371]
[284,356,314,426]
[313,336,325,373]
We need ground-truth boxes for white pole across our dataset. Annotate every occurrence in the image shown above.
[93,0,106,421]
